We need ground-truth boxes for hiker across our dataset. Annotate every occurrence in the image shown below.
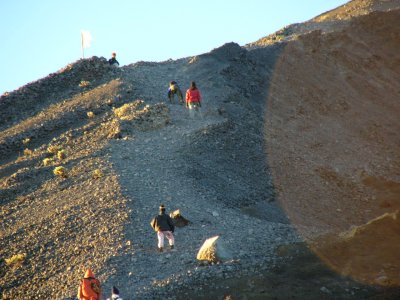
[106,286,123,300]
[77,268,101,300]
[150,204,175,252]
[185,81,202,110]
[168,81,184,104]
[108,52,119,66]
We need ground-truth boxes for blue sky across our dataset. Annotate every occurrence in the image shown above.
[0,0,348,94]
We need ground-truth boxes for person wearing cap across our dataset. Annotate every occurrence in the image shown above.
[106,286,123,300]
[77,268,102,300]
[150,204,175,252]
[108,52,119,66]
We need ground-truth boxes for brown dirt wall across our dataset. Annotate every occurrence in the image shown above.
[264,9,400,285]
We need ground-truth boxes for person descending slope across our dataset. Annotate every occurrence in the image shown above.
[77,269,102,300]
[150,204,175,252]
[168,81,184,104]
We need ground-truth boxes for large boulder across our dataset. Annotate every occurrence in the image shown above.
[196,235,233,263]
[169,209,190,227]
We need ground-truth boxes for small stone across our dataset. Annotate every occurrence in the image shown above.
[320,286,331,294]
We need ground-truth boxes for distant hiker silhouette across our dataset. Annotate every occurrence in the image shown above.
[150,204,175,252]
[168,81,184,104]
[77,268,101,300]
[106,286,123,300]
[108,52,119,66]
[186,81,202,117]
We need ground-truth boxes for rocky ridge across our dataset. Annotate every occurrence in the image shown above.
[246,0,400,48]
[0,42,301,299]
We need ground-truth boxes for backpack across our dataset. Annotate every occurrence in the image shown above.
[80,277,101,297]
[90,279,101,293]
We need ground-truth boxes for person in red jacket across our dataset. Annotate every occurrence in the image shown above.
[77,268,102,300]
[185,81,202,110]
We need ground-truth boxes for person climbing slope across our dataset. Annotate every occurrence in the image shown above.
[150,204,175,252]
[168,81,184,104]
[185,81,202,110]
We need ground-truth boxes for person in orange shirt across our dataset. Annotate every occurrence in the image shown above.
[77,269,102,300]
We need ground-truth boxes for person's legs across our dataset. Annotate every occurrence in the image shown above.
[177,89,184,103]
[157,231,165,250]
[196,105,203,119]
[164,231,175,247]
[188,103,201,118]
[170,90,178,103]
[168,90,173,103]
[188,103,195,118]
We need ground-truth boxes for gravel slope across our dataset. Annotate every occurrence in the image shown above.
[101,47,301,299]
[1,4,400,300]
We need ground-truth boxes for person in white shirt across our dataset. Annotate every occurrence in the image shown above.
[106,286,123,300]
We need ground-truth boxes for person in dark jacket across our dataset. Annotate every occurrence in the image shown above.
[168,81,184,104]
[108,52,119,66]
[150,204,175,252]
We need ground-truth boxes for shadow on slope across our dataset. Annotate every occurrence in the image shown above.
[315,211,400,287]
[177,243,400,300]
[265,8,400,286]
[178,42,289,224]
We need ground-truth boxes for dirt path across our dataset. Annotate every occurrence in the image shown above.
[102,56,301,298]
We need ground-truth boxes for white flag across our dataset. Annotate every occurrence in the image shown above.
[81,30,91,48]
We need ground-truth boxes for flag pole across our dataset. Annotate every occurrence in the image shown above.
[81,31,84,59]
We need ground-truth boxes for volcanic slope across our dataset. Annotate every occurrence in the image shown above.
[247,0,400,47]
[0,39,300,299]
[1,2,400,300]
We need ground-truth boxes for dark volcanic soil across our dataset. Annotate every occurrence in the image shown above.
[177,243,400,300]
